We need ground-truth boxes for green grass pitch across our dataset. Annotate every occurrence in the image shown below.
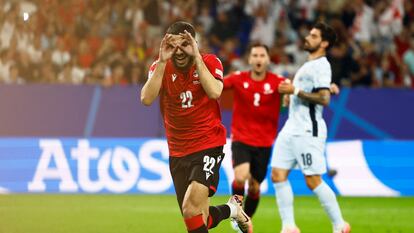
[0,195,413,233]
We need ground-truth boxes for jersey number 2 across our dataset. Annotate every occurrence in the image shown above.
[180,91,194,108]
[253,93,260,106]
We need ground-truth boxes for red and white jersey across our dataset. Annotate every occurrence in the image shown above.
[148,54,226,157]
[224,71,284,147]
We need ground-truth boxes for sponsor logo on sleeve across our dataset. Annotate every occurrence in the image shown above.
[215,69,223,78]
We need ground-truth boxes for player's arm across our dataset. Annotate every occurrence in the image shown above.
[180,31,223,99]
[297,89,330,106]
[140,61,166,106]
[330,83,340,95]
[292,83,338,106]
[282,94,290,107]
[279,77,291,107]
[223,72,239,90]
[141,34,176,106]
[194,55,223,99]
[278,80,331,106]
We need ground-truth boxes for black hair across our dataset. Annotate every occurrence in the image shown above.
[166,21,196,38]
[313,22,337,49]
[248,42,270,55]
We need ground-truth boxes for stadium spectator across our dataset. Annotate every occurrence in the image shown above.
[77,39,94,69]
[403,36,414,87]
[26,34,43,64]
[39,59,56,83]
[127,63,144,85]
[196,3,214,34]
[350,0,375,43]
[51,38,71,69]
[209,9,238,51]
[374,53,397,88]
[248,3,277,48]
[0,49,12,82]
[272,52,296,78]
[0,0,410,88]
[8,63,25,84]
[0,8,16,50]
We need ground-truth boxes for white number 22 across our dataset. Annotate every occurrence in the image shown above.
[203,155,216,174]
[180,90,194,108]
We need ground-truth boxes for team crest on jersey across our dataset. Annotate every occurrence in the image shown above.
[193,71,199,78]
[263,83,274,94]
[243,82,249,89]
[172,74,177,82]
[192,71,200,84]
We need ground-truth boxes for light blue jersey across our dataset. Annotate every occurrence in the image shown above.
[280,57,331,138]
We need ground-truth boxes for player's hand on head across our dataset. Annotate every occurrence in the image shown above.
[179,30,200,58]
[159,34,177,62]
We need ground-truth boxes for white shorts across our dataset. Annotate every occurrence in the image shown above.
[270,134,327,175]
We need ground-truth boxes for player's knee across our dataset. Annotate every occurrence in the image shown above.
[271,169,287,183]
[234,171,249,184]
[305,176,322,190]
[234,175,248,185]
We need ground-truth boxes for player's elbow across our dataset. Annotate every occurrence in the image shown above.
[207,82,223,99]
[207,91,221,99]
[319,94,330,106]
[321,99,330,107]
[141,98,152,106]
[140,95,153,106]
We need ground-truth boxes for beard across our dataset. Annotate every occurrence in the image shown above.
[304,41,320,53]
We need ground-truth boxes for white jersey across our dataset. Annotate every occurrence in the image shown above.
[280,56,331,138]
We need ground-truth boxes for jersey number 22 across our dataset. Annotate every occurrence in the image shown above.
[180,91,194,108]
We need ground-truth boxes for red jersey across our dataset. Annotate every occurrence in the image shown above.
[149,54,226,157]
[224,71,284,147]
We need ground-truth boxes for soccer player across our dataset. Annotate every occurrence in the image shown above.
[223,43,285,223]
[140,21,252,233]
[271,22,351,233]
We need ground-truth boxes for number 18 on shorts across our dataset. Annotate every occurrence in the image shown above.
[271,134,327,175]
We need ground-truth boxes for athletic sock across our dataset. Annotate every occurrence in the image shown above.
[274,180,296,227]
[313,181,345,228]
[232,180,245,196]
[244,190,260,217]
[207,205,231,229]
[184,214,208,233]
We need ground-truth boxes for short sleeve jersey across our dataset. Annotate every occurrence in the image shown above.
[148,54,226,157]
[224,71,285,147]
[280,57,331,138]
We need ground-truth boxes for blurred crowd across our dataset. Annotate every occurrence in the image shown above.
[0,0,413,88]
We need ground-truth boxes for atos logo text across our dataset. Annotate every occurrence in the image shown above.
[28,139,172,193]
